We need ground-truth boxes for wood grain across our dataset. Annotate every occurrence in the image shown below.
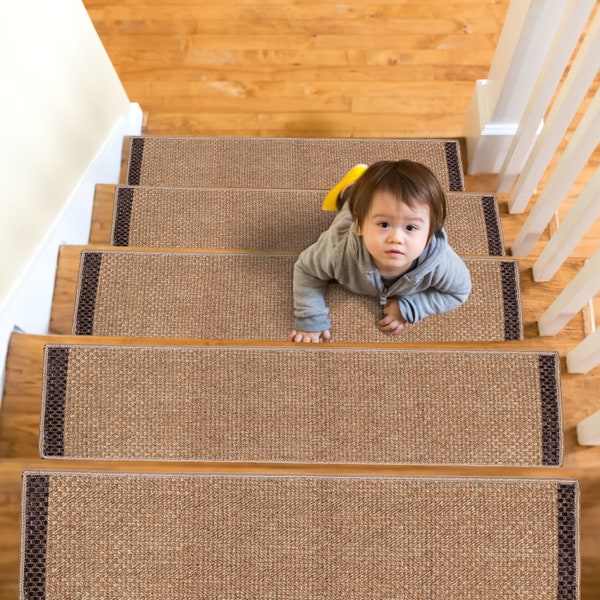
[2,0,600,597]
[85,0,509,138]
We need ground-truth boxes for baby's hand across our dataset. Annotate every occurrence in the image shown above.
[378,299,407,335]
[289,329,332,343]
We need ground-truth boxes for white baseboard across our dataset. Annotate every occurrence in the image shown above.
[0,102,143,396]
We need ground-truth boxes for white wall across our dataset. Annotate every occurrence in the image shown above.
[0,0,142,390]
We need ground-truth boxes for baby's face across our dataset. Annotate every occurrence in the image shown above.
[356,191,431,278]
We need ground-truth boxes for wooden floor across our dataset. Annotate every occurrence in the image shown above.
[86,0,510,139]
[2,1,600,597]
[85,0,599,256]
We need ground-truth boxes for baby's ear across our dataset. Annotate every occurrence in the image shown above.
[354,220,362,236]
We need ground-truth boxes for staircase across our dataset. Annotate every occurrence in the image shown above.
[1,135,595,598]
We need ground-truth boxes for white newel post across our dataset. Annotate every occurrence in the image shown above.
[463,0,570,174]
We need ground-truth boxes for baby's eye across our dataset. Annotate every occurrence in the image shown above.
[406,224,417,232]
[377,222,390,229]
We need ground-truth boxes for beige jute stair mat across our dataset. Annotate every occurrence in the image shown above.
[73,250,523,342]
[125,136,465,191]
[41,344,562,466]
[111,186,504,256]
[21,472,579,600]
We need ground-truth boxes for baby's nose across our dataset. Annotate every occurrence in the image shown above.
[388,227,404,242]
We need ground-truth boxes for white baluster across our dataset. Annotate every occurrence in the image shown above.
[533,164,600,282]
[511,85,600,257]
[568,329,600,375]
[508,8,600,214]
[577,409,600,445]
[538,248,600,336]
[496,0,595,193]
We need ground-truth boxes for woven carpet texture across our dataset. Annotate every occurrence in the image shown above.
[21,135,576,598]
[41,344,562,466]
[111,186,504,255]
[73,250,523,342]
[125,136,465,191]
[21,472,579,600]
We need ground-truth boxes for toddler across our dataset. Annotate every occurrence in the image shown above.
[289,160,472,342]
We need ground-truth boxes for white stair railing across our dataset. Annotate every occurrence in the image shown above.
[495,0,596,194]
[511,86,600,261]
[533,159,600,282]
[538,249,600,338]
[464,1,600,445]
[505,6,600,213]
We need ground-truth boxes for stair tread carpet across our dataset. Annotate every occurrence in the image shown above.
[70,249,523,342]
[124,136,465,191]
[40,343,562,466]
[111,186,504,255]
[21,471,579,600]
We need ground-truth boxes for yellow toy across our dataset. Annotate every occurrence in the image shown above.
[322,164,368,211]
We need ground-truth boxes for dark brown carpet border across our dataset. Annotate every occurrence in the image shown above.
[481,194,504,255]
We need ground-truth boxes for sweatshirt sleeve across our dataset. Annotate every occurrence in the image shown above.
[291,233,338,333]
[292,205,356,332]
[292,258,332,332]
[398,248,472,324]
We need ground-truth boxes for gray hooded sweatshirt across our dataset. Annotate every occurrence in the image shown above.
[293,204,472,332]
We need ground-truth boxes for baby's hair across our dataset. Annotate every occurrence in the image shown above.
[347,160,447,240]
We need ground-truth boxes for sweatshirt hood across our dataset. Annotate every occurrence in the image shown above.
[397,228,445,278]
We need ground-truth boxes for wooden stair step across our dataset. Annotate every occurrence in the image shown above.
[2,332,589,462]
[20,471,579,599]
[124,136,465,191]
[38,341,561,466]
[51,247,523,342]
[99,186,504,256]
